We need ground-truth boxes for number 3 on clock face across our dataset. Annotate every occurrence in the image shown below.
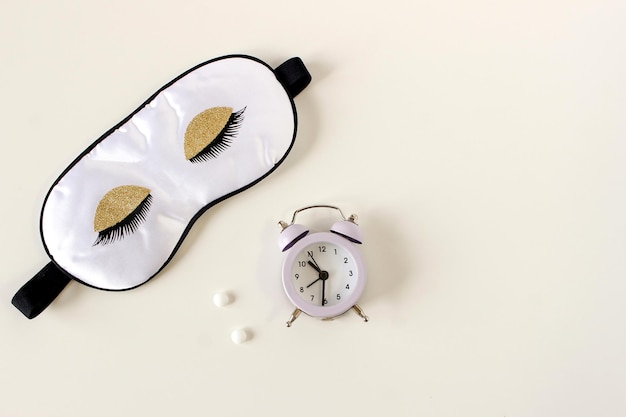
[282,232,366,319]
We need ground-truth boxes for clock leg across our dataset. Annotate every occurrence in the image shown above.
[286,308,302,327]
[352,304,369,322]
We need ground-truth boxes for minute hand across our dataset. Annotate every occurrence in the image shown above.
[321,276,326,306]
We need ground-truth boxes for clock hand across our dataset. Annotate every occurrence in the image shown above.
[306,269,329,289]
[305,257,329,301]
[307,277,321,288]
[307,253,322,271]
[306,259,324,288]
[307,260,322,273]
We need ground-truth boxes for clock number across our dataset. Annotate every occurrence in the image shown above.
[345,284,350,290]
[334,248,337,255]
[300,287,304,293]
[295,273,299,280]
[349,270,353,276]
[319,245,326,253]
[311,295,315,301]
[307,251,314,258]
[323,298,328,305]
[336,294,341,300]
[344,257,348,264]
[298,261,306,267]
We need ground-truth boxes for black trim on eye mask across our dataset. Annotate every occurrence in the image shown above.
[11,54,312,319]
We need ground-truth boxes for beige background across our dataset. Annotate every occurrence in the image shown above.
[1,1,625,416]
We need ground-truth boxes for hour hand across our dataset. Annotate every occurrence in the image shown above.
[307,260,322,273]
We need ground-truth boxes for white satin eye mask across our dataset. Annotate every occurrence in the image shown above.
[12,55,311,319]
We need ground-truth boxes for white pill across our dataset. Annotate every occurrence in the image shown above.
[213,292,231,307]
[231,329,249,344]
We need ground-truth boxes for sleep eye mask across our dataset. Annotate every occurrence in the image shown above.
[12,54,311,319]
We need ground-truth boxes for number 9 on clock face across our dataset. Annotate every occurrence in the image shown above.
[282,232,366,319]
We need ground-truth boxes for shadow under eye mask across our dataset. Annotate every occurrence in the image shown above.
[11,54,312,319]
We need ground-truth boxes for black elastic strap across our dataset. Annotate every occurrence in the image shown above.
[275,57,312,98]
[11,262,71,319]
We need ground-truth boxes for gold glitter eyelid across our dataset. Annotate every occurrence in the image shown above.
[94,185,151,232]
[183,106,245,162]
[184,107,232,160]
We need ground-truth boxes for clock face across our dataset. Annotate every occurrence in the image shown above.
[282,232,366,318]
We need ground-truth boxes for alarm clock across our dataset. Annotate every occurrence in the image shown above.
[278,205,369,327]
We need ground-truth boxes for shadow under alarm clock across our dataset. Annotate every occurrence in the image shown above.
[12,55,312,319]
[278,205,369,326]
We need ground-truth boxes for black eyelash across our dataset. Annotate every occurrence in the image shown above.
[189,107,246,163]
[93,194,153,246]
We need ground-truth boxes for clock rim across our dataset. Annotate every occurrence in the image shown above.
[281,231,367,318]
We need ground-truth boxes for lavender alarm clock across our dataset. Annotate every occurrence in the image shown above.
[278,205,369,327]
